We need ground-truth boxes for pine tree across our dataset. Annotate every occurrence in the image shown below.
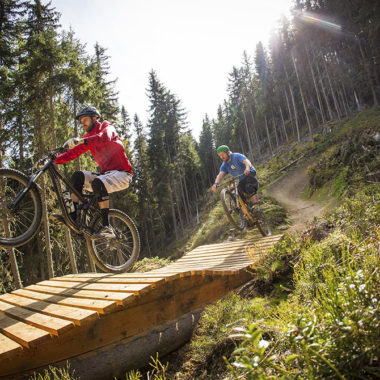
[87,43,119,122]
[199,115,216,186]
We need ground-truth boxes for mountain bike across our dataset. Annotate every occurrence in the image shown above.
[220,175,271,236]
[0,146,140,273]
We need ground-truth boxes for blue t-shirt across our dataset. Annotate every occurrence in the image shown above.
[220,153,256,181]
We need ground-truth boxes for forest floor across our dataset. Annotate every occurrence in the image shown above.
[265,159,333,232]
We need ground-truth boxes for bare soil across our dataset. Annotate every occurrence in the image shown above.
[265,160,330,232]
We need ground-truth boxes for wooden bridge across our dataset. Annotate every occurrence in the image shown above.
[0,234,283,379]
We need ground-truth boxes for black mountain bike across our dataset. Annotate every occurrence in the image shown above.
[220,175,272,236]
[0,147,140,273]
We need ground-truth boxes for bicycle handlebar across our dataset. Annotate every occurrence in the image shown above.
[34,146,67,169]
[216,173,246,188]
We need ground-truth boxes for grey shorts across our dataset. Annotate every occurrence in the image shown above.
[82,170,132,194]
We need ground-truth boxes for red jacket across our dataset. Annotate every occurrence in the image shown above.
[55,120,133,174]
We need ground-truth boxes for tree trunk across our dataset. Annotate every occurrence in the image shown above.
[0,146,23,288]
[49,80,57,149]
[307,47,326,125]
[264,114,273,153]
[312,47,334,121]
[271,110,279,147]
[247,104,262,158]
[279,106,289,142]
[322,54,341,120]
[242,102,254,159]
[288,81,301,141]
[168,177,178,240]
[354,90,361,111]
[73,98,81,171]
[178,163,192,222]
[40,179,54,278]
[292,53,313,138]
[143,220,152,258]
[284,88,296,137]
[341,82,351,115]
[64,228,78,274]
[356,37,378,106]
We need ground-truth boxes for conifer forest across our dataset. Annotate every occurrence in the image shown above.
[1,0,379,289]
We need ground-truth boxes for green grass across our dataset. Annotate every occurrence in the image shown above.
[164,108,380,379]
[28,108,380,379]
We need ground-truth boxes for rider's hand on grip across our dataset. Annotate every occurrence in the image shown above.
[64,137,84,149]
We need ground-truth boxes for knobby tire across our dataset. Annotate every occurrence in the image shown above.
[220,188,245,231]
[86,208,140,273]
[0,168,42,248]
[251,209,272,237]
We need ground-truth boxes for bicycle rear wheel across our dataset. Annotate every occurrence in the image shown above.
[251,209,272,237]
[0,168,42,247]
[86,209,140,273]
[220,188,245,231]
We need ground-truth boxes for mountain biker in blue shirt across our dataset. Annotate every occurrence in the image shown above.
[211,145,259,205]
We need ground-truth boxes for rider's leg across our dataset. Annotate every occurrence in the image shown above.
[90,171,132,238]
[51,171,85,226]
[91,178,115,239]
[92,178,110,225]
[245,173,259,205]
[70,171,85,221]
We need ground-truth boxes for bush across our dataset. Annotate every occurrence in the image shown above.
[227,189,380,379]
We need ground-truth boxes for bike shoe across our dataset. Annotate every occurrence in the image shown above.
[92,225,116,240]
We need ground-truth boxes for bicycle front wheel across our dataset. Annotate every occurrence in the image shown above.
[0,168,42,247]
[220,188,245,231]
[86,209,140,273]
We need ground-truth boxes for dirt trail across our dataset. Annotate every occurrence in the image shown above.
[265,161,329,232]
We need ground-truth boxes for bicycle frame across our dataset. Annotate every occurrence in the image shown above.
[226,176,257,226]
[11,152,100,235]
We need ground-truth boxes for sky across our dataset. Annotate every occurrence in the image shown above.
[49,0,294,139]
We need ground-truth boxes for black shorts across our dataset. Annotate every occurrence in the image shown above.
[237,172,258,201]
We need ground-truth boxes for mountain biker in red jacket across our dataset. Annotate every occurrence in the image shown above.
[54,106,133,239]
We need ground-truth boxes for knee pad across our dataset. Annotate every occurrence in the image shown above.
[71,171,85,193]
[91,178,109,201]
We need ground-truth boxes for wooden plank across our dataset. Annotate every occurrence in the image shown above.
[37,280,151,295]
[182,250,249,258]
[13,289,118,315]
[189,240,281,254]
[164,257,253,267]
[185,243,278,256]
[60,272,180,280]
[175,256,252,264]
[0,294,98,327]
[0,313,51,348]
[50,276,165,287]
[190,235,282,252]
[0,300,74,336]
[25,284,135,306]
[0,332,23,359]
[138,270,196,277]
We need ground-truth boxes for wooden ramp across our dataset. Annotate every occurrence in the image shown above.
[0,234,282,379]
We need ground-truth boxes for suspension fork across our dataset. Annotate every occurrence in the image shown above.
[9,166,47,209]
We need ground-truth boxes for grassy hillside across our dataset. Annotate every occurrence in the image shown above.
[158,108,380,379]
[29,108,380,379]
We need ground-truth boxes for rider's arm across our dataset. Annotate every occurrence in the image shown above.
[55,144,89,164]
[242,158,252,176]
[211,171,226,191]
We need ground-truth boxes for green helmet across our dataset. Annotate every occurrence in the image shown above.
[216,145,230,154]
